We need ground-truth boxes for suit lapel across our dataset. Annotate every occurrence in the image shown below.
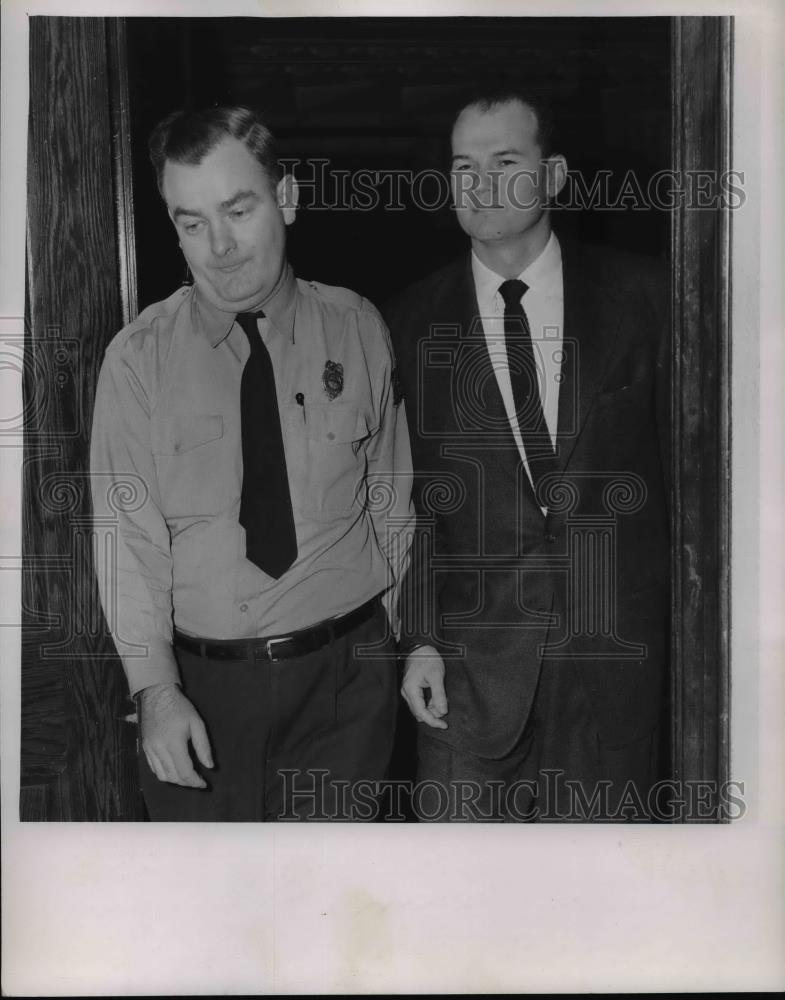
[439,256,541,512]
[438,256,510,437]
[555,240,625,475]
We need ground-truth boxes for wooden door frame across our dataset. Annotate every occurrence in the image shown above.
[22,16,144,820]
[670,16,732,813]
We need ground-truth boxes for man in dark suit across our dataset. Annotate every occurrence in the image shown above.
[383,89,670,821]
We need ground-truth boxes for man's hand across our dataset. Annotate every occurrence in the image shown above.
[401,645,448,729]
[139,683,214,788]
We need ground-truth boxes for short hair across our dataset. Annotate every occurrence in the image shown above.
[148,105,283,198]
[452,86,558,158]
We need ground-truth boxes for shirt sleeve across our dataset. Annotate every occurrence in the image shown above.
[90,338,180,697]
[362,314,415,638]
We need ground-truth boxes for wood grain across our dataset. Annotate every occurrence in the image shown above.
[670,17,732,817]
[22,16,144,820]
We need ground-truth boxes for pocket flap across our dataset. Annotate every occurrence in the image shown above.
[153,414,224,455]
[303,404,370,443]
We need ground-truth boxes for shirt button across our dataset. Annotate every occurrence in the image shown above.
[239,603,248,612]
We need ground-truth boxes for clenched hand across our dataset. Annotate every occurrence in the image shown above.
[401,645,448,729]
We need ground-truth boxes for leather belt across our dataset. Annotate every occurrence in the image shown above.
[172,596,380,663]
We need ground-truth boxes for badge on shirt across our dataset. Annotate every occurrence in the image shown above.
[322,360,344,400]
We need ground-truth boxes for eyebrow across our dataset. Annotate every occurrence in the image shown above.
[451,148,526,162]
[172,189,260,221]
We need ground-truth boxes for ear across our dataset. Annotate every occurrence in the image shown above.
[277,174,299,226]
[545,154,567,199]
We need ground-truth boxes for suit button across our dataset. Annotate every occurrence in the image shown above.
[239,603,249,612]
[545,534,557,543]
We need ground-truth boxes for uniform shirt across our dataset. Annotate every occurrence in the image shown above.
[90,265,414,697]
[471,231,564,510]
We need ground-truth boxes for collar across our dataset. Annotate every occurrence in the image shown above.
[471,231,562,305]
[193,264,298,347]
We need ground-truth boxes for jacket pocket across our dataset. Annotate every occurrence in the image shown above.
[595,377,654,405]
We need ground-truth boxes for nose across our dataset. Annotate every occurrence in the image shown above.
[453,169,481,210]
[477,167,499,198]
[453,167,496,211]
[210,220,236,258]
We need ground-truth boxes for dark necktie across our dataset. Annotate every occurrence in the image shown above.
[498,279,557,499]
[236,311,297,578]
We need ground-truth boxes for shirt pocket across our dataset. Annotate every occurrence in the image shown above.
[151,414,230,517]
[283,403,370,521]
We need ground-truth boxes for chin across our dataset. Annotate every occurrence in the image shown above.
[468,225,512,242]
[457,216,505,240]
[214,277,260,303]
[476,222,541,245]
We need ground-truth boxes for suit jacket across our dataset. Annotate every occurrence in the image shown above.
[383,239,670,760]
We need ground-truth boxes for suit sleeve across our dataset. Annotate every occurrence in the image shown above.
[381,295,450,656]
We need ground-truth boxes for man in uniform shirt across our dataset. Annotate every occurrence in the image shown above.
[91,105,414,821]
[384,89,669,821]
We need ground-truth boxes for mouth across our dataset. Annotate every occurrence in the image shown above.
[213,260,248,274]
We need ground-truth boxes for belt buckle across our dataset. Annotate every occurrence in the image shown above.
[265,636,290,661]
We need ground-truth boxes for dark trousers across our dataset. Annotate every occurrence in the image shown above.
[139,601,397,821]
[416,661,660,823]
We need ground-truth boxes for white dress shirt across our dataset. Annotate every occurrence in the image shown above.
[471,231,564,510]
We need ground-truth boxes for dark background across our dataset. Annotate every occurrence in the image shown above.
[124,15,671,809]
[127,16,670,310]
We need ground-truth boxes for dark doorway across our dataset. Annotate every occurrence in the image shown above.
[126,16,670,312]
